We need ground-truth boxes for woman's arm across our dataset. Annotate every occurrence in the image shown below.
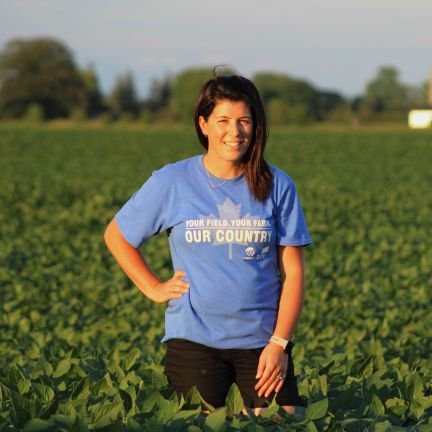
[255,245,305,398]
[104,218,189,304]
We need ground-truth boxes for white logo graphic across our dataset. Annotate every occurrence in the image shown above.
[244,245,271,261]
[245,247,256,257]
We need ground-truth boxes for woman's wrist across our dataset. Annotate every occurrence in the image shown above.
[269,335,294,354]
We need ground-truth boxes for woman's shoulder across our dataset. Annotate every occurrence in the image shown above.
[151,155,200,180]
[268,163,295,188]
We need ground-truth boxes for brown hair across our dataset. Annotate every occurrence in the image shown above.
[194,74,272,202]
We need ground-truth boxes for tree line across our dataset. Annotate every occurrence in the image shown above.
[0,37,429,125]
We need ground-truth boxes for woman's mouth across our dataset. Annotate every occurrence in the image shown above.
[224,141,242,148]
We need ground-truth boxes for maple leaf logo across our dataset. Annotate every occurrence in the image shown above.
[200,197,261,260]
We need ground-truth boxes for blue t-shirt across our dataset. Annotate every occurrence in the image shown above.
[115,155,312,349]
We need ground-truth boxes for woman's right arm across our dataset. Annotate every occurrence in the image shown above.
[104,218,189,303]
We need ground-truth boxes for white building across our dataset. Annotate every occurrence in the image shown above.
[408,110,432,129]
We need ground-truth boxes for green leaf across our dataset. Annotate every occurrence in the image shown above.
[51,415,74,429]
[35,359,54,377]
[18,380,31,395]
[8,366,27,389]
[32,383,54,403]
[305,398,328,420]
[356,356,374,378]
[340,418,373,432]
[373,420,392,432]
[318,360,335,376]
[409,398,425,420]
[304,420,319,432]
[72,416,90,432]
[369,394,385,417]
[91,373,114,396]
[52,359,72,378]
[125,417,145,432]
[407,372,423,401]
[81,359,107,381]
[9,390,32,428]
[169,409,202,431]
[154,395,180,423]
[123,348,141,371]
[94,419,123,432]
[386,398,407,417]
[119,387,136,415]
[137,389,161,413]
[23,418,55,432]
[318,374,328,396]
[91,401,122,429]
[260,395,279,419]
[225,383,244,415]
[71,377,91,400]
[184,385,202,409]
[204,407,227,432]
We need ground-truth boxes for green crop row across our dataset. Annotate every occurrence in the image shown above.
[0,126,431,431]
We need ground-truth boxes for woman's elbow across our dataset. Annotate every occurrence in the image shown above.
[104,218,118,250]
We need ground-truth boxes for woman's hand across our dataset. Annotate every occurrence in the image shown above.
[104,219,190,304]
[255,343,288,398]
[147,270,190,304]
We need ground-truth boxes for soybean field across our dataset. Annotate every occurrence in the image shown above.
[0,125,431,431]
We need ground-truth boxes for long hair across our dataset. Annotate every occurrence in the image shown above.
[194,74,272,202]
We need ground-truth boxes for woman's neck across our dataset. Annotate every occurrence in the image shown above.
[202,154,244,179]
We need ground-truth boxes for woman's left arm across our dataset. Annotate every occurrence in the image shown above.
[255,245,305,398]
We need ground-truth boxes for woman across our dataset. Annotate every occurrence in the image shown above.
[104,74,312,413]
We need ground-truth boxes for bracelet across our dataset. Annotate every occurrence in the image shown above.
[269,335,294,354]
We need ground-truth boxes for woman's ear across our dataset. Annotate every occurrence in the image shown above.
[199,116,208,136]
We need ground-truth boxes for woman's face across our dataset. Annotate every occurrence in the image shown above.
[199,99,253,166]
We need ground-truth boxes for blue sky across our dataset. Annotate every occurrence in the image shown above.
[1,0,431,98]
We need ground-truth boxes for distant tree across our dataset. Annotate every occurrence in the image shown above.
[80,66,104,117]
[108,72,139,118]
[365,66,408,112]
[170,68,213,122]
[317,90,345,119]
[253,72,321,124]
[0,37,86,119]
[170,68,237,122]
[146,75,172,112]
[405,81,429,108]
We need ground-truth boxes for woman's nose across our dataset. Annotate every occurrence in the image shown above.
[229,121,241,136]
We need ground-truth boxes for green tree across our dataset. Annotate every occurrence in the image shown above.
[108,72,139,119]
[317,90,345,120]
[365,66,408,112]
[252,72,321,124]
[405,81,429,108]
[80,66,104,117]
[170,68,236,122]
[170,68,213,122]
[146,75,172,112]
[0,37,86,119]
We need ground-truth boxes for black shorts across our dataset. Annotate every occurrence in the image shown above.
[164,338,302,409]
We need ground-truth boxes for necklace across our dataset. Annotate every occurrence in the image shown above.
[202,156,235,189]
[205,168,230,189]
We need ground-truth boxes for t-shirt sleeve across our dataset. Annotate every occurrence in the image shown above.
[115,171,173,248]
[275,177,312,247]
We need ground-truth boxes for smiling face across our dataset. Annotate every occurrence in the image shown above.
[199,99,253,169]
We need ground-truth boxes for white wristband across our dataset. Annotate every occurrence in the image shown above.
[269,335,289,350]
